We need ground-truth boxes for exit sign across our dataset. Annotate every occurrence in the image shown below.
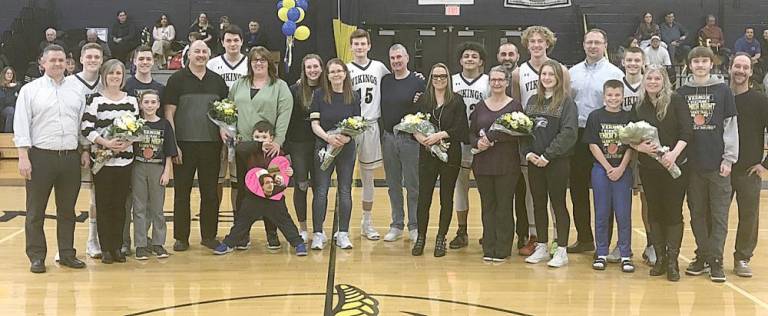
[445,5,460,15]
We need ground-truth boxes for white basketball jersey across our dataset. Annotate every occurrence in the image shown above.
[207,54,248,88]
[518,61,540,108]
[452,73,490,119]
[348,60,390,120]
[622,77,642,112]
[69,72,102,102]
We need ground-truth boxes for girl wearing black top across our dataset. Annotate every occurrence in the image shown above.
[470,66,523,261]
[411,63,469,257]
[287,54,323,242]
[522,60,578,268]
[0,66,20,132]
[632,65,692,281]
[189,13,216,51]
[110,11,139,63]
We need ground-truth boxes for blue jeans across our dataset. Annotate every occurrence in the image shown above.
[381,132,419,231]
[312,140,356,233]
[591,163,633,257]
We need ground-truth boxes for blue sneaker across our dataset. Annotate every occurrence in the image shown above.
[213,243,233,255]
[295,243,308,256]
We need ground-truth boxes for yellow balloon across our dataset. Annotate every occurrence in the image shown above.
[283,0,296,8]
[278,7,289,22]
[296,8,305,23]
[295,25,310,41]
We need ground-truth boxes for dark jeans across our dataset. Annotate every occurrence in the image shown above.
[93,164,133,252]
[570,130,593,243]
[1,105,13,132]
[312,140,356,233]
[25,148,81,262]
[530,157,571,247]
[687,169,731,261]
[417,153,460,238]
[286,140,315,223]
[730,171,760,261]
[223,195,303,248]
[591,163,632,257]
[477,172,519,258]
[173,141,222,242]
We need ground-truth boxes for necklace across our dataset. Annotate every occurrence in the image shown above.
[432,103,445,131]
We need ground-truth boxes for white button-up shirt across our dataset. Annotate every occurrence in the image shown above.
[13,75,86,150]
[569,57,624,127]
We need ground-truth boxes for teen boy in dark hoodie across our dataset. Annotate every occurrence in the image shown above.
[677,46,738,283]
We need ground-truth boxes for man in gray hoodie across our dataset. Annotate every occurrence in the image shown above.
[676,46,738,283]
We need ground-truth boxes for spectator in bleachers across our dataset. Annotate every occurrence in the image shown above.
[65,56,77,76]
[38,28,67,55]
[152,14,176,69]
[181,32,201,68]
[660,11,690,64]
[634,12,660,49]
[110,10,140,63]
[190,13,217,52]
[698,14,730,70]
[644,35,672,67]
[0,66,19,132]
[246,20,271,51]
[79,29,112,59]
[734,27,761,64]
[24,54,44,84]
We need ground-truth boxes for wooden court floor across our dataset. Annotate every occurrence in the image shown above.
[0,183,767,315]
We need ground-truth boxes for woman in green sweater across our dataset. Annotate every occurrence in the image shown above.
[227,46,293,249]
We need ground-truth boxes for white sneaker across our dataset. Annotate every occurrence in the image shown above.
[525,243,551,264]
[299,230,308,244]
[361,217,380,240]
[643,245,657,266]
[311,232,326,250]
[547,247,569,268]
[383,228,403,242]
[409,229,418,242]
[606,245,621,263]
[86,237,102,259]
[335,232,354,249]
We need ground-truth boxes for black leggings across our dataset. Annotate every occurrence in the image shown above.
[640,166,688,226]
[94,165,133,252]
[477,172,519,258]
[417,155,460,238]
[529,157,571,247]
[286,141,315,223]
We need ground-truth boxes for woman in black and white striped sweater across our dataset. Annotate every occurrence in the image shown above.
[81,59,139,264]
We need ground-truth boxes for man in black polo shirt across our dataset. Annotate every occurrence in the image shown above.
[379,44,425,242]
[163,40,229,251]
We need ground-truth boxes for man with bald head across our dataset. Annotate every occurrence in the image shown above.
[162,40,229,252]
[39,28,68,55]
[78,29,112,59]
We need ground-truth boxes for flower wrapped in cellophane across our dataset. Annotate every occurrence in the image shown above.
[393,112,449,162]
[471,111,533,154]
[91,113,146,174]
[319,116,370,170]
[208,98,238,161]
[618,120,681,179]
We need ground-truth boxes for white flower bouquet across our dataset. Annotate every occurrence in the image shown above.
[471,111,533,154]
[92,113,146,174]
[208,98,238,161]
[618,120,681,178]
[319,116,370,170]
[394,112,449,162]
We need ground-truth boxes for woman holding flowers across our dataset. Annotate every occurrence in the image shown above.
[81,59,139,264]
[521,60,578,268]
[632,65,692,281]
[469,66,523,262]
[309,58,360,250]
[411,63,468,257]
[227,46,293,249]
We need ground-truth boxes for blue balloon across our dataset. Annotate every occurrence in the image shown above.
[277,1,283,9]
[287,7,301,22]
[282,21,297,36]
[296,0,309,10]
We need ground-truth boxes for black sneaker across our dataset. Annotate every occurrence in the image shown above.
[449,234,468,249]
[200,238,220,250]
[135,247,150,260]
[566,241,595,253]
[152,245,170,258]
[266,233,282,250]
[685,257,710,276]
[709,258,726,283]
[173,240,189,252]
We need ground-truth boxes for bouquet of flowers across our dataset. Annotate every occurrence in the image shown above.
[208,98,238,161]
[393,112,449,162]
[91,113,146,174]
[471,112,533,154]
[618,120,682,179]
[318,116,370,170]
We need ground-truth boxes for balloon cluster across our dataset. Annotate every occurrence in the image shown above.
[278,0,310,41]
